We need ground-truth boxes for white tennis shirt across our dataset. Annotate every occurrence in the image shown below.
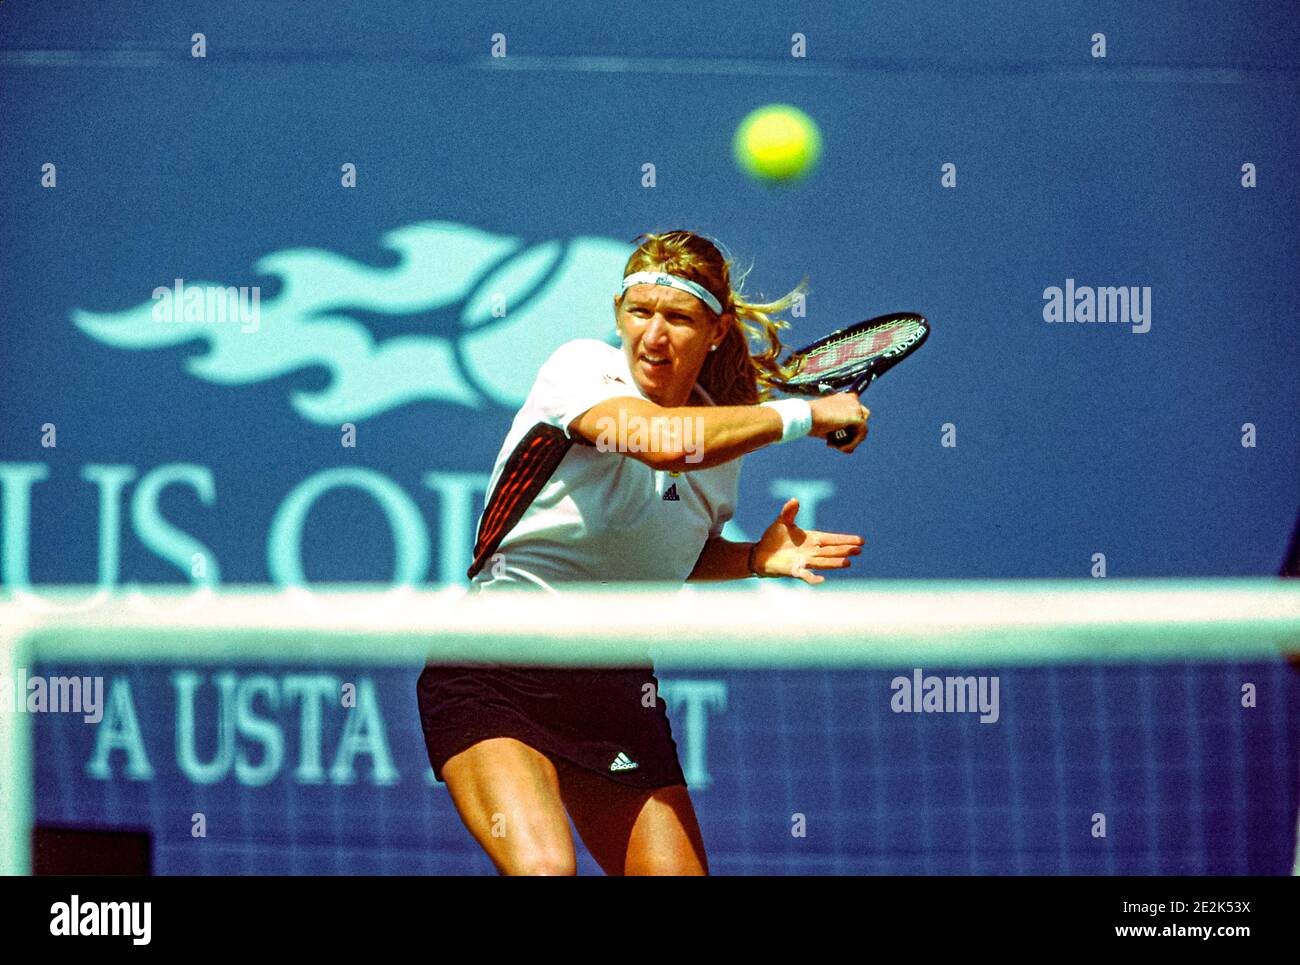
[471,339,742,591]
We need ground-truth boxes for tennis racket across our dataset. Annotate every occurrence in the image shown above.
[772,312,930,449]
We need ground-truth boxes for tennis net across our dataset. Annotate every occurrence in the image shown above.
[3,579,1298,875]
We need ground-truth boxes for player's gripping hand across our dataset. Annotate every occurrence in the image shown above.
[809,393,870,453]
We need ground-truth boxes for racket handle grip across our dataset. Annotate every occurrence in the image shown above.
[828,372,872,450]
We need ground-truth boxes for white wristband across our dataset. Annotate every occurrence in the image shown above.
[760,399,814,443]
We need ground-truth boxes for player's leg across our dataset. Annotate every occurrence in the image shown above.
[556,759,708,875]
[440,737,577,875]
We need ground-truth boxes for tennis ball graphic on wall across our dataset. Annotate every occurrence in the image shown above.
[458,235,633,405]
[73,222,630,422]
[733,104,823,184]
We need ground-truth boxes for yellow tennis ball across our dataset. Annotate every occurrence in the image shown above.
[733,104,823,184]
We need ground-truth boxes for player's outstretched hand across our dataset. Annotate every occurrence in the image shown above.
[752,498,864,584]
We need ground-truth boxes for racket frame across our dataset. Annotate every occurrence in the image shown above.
[772,312,929,449]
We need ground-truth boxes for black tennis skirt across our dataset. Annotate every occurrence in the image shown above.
[416,663,688,790]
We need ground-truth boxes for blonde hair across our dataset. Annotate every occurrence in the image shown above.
[617,229,806,405]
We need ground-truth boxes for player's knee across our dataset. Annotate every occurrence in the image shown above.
[503,845,576,876]
[626,851,707,876]
[625,833,709,875]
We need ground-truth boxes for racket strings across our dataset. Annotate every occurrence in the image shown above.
[794,320,923,381]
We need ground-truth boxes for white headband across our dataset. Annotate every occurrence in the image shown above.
[620,271,723,315]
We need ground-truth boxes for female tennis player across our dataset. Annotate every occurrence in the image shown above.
[418,230,869,875]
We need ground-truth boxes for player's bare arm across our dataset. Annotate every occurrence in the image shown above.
[569,393,870,471]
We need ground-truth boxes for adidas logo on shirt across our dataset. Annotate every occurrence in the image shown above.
[609,752,639,772]
[662,483,680,501]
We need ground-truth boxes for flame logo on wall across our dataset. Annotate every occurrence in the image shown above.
[73,221,630,423]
